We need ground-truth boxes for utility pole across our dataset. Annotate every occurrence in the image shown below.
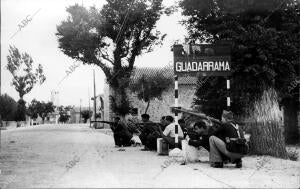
[0,0,2,151]
[79,99,82,124]
[93,69,97,128]
[88,89,91,128]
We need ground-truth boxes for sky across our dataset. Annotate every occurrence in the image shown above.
[1,0,187,107]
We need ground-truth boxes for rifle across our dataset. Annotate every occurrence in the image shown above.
[172,107,248,126]
[91,120,115,124]
[172,107,222,124]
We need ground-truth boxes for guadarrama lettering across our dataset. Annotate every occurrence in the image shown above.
[175,61,230,72]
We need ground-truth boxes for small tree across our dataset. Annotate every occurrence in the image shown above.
[129,70,173,114]
[58,106,72,123]
[27,99,40,120]
[0,94,18,121]
[81,110,92,123]
[39,102,55,123]
[27,99,55,123]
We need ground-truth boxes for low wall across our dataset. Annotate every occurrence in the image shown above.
[1,121,30,128]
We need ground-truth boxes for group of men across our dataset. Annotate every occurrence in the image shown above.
[187,110,248,168]
[109,110,248,169]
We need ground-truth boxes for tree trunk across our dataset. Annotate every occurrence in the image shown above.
[249,121,288,159]
[109,86,130,118]
[144,101,150,114]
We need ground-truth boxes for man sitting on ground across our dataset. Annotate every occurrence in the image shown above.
[158,115,184,149]
[110,117,132,147]
[209,110,248,168]
[187,121,211,151]
[139,114,159,151]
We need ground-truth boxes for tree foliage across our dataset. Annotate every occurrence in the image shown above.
[27,99,55,123]
[81,110,92,123]
[0,94,18,121]
[27,99,39,119]
[58,106,72,123]
[15,99,26,121]
[56,0,166,116]
[129,70,173,113]
[179,0,300,117]
[6,46,46,99]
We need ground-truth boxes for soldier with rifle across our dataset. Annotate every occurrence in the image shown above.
[99,117,132,147]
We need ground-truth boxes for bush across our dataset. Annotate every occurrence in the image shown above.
[287,150,299,161]
[0,94,18,121]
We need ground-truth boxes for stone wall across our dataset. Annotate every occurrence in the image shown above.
[127,85,197,122]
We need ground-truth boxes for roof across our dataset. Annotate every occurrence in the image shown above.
[130,65,198,85]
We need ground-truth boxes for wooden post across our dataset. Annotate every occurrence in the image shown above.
[227,78,230,110]
[88,89,91,128]
[174,75,179,148]
[93,70,97,128]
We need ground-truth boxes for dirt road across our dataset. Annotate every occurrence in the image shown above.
[0,124,299,188]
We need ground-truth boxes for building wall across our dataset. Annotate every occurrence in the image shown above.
[103,84,197,122]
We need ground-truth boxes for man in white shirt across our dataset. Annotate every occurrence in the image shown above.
[159,115,184,149]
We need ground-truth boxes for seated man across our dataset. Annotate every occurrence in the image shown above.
[209,110,248,168]
[178,119,188,138]
[187,121,210,151]
[139,114,159,150]
[158,115,184,149]
[110,117,133,147]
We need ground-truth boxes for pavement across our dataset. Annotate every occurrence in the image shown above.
[0,124,299,188]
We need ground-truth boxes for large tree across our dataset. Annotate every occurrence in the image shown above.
[56,0,166,116]
[6,46,46,122]
[6,46,46,100]
[179,0,299,158]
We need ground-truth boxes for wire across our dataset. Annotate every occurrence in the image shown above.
[115,0,135,44]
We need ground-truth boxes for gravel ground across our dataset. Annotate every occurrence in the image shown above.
[0,124,299,188]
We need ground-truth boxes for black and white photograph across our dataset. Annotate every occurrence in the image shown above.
[0,0,299,188]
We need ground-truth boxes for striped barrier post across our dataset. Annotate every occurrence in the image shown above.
[174,75,179,148]
[227,78,230,110]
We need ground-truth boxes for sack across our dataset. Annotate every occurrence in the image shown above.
[131,135,141,144]
[181,140,200,163]
[226,138,249,155]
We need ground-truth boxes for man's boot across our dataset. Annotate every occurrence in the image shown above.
[233,159,242,168]
[210,162,224,168]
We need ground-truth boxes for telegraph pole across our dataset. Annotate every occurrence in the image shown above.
[79,99,82,123]
[0,0,2,151]
[93,70,97,128]
[88,89,91,128]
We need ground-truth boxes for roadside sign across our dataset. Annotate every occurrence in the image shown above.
[173,44,231,77]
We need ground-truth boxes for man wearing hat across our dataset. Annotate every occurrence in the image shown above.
[209,110,248,168]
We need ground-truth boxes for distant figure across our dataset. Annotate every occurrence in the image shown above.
[158,115,184,149]
[110,117,132,147]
